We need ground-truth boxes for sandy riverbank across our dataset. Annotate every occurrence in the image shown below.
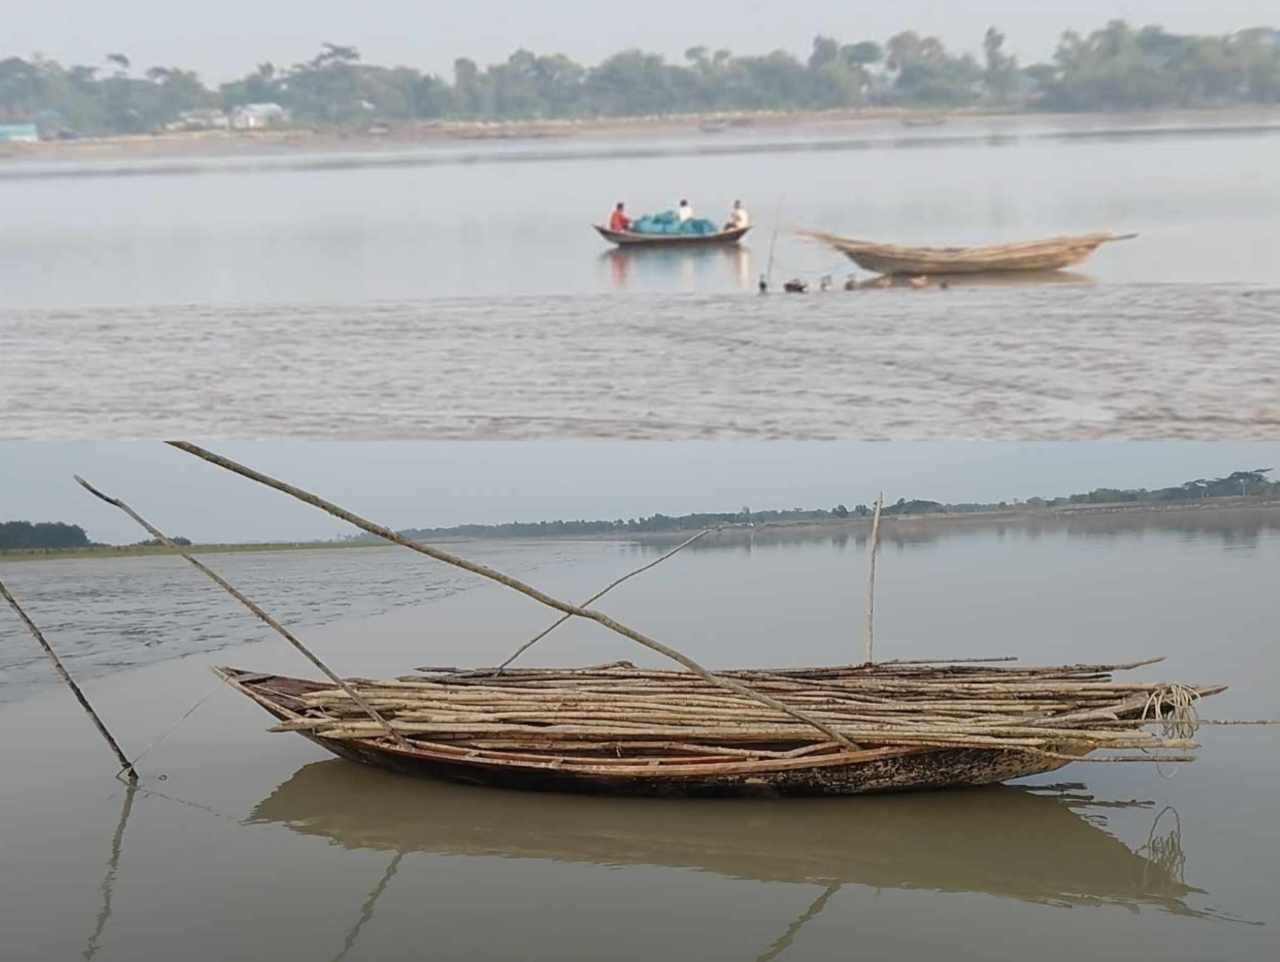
[5,104,1279,167]
[0,539,379,562]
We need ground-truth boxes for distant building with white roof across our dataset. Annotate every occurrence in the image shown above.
[166,109,231,132]
[0,122,39,143]
[229,103,290,130]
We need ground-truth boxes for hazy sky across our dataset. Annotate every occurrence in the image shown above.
[12,1,1277,82]
[2,442,1276,545]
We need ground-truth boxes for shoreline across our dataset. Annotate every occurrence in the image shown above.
[0,539,381,562]
[6,496,1277,562]
[611,496,1280,543]
[5,104,1279,168]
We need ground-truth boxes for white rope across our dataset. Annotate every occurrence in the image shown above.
[115,682,220,777]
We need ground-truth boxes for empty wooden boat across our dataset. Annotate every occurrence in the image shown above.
[216,659,1220,798]
[805,230,1136,276]
[594,224,750,247]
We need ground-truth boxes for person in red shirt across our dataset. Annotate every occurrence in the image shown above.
[609,202,631,232]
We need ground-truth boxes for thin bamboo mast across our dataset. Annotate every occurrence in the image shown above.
[863,493,883,665]
[496,528,712,673]
[165,441,860,751]
[74,476,411,750]
[0,577,139,781]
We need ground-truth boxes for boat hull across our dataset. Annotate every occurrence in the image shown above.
[595,224,750,247]
[310,733,1069,797]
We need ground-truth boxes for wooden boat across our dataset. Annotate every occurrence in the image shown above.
[806,230,1136,276]
[216,659,1220,798]
[594,224,750,247]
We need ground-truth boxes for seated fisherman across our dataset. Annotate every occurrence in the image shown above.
[677,199,694,222]
[725,200,749,230]
[609,202,632,232]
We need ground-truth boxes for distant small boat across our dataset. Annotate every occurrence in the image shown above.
[805,230,1136,276]
[699,119,728,134]
[595,224,751,247]
[902,114,947,127]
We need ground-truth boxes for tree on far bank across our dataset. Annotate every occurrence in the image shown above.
[3,20,1280,134]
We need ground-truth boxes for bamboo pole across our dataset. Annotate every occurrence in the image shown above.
[864,493,883,664]
[74,476,411,750]
[165,441,861,751]
[0,577,138,781]
[495,528,712,673]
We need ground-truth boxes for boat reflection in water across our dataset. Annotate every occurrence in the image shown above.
[601,244,753,291]
[251,760,1227,920]
[851,268,1095,290]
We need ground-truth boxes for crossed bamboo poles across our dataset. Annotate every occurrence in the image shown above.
[5,440,894,771]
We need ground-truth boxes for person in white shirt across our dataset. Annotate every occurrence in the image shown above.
[725,200,749,230]
[677,199,693,222]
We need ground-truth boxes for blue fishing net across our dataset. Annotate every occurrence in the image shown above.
[629,211,718,235]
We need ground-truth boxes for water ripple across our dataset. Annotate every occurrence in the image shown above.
[2,286,1277,439]
[0,542,614,704]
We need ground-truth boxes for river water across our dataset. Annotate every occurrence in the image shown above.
[1,508,1277,960]
[2,115,1279,439]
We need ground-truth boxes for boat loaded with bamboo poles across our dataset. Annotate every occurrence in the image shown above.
[219,659,1222,797]
[803,230,1137,276]
[5,442,1232,800]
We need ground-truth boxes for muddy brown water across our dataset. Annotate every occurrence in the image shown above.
[2,116,1279,440]
[1,509,1277,960]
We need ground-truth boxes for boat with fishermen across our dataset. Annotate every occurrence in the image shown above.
[596,200,751,247]
[805,230,1136,276]
[595,223,751,247]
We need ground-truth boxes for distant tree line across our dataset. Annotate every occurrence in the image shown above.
[4,470,1276,550]
[1025,469,1276,507]
[0,520,90,549]
[3,20,1279,136]
[390,469,1278,540]
[0,521,199,550]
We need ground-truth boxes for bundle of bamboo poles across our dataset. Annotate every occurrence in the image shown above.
[269,659,1224,765]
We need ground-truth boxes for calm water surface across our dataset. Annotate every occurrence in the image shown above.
[2,117,1278,439]
[1,510,1277,960]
